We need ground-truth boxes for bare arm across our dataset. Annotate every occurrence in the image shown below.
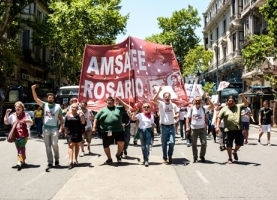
[239,93,249,107]
[153,86,163,105]
[4,109,11,125]
[58,114,63,133]
[92,119,98,133]
[258,114,261,126]
[205,93,214,111]
[31,85,43,107]
[116,97,132,110]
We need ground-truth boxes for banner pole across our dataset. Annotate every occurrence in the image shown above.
[128,35,131,106]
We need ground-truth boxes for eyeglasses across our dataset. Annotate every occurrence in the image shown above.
[143,106,150,108]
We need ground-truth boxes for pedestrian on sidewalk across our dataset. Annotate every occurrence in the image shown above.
[241,106,255,144]
[153,86,179,164]
[130,103,155,167]
[4,101,33,169]
[186,93,214,163]
[216,94,249,164]
[64,103,86,169]
[92,97,131,164]
[258,100,273,146]
[34,105,43,137]
[79,101,94,156]
[31,85,63,168]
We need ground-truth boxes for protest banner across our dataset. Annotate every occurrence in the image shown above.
[78,36,188,111]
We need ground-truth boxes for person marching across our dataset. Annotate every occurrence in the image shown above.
[79,101,94,156]
[4,101,33,169]
[216,94,249,164]
[186,94,214,163]
[130,103,155,167]
[31,85,63,168]
[92,97,130,164]
[258,100,273,146]
[64,103,86,169]
[153,86,179,164]
[34,105,43,138]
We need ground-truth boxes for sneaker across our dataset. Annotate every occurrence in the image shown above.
[17,161,22,169]
[134,141,137,146]
[228,158,233,164]
[55,160,59,166]
[258,140,261,144]
[193,158,198,163]
[79,152,85,157]
[200,156,206,163]
[73,161,78,165]
[68,162,73,169]
[232,152,238,161]
[168,156,173,164]
[220,146,224,151]
[47,163,53,168]
[145,161,149,167]
[187,143,191,147]
[104,159,113,165]
[124,150,127,156]
[268,143,271,146]
[116,154,122,163]
[162,159,167,164]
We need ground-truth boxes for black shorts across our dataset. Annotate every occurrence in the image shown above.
[67,133,82,143]
[226,130,244,147]
[102,131,125,148]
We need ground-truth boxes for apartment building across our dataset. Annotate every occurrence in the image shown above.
[6,0,68,102]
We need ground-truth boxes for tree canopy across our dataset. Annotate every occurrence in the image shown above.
[145,5,201,72]
[182,45,213,77]
[26,0,129,84]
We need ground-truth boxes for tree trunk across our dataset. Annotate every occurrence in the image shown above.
[0,0,13,37]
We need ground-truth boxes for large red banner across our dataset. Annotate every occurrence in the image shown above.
[78,36,188,111]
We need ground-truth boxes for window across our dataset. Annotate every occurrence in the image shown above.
[254,16,260,34]
[22,30,30,50]
[239,31,244,49]
[223,19,226,33]
[205,38,208,50]
[210,33,213,47]
[216,27,219,39]
[37,10,42,21]
[245,18,249,34]
[238,0,243,15]
[23,5,30,14]
[205,16,207,26]
[232,0,236,15]
[233,33,236,51]
[216,4,218,13]
[223,46,227,58]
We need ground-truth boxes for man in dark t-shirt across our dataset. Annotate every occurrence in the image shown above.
[92,97,130,164]
[258,100,273,146]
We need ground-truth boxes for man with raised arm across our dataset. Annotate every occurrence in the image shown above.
[153,86,179,164]
[31,85,63,168]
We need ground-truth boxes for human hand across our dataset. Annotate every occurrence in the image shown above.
[6,109,12,115]
[92,127,96,134]
[158,86,163,92]
[215,127,220,133]
[205,93,210,99]
[239,93,244,98]
[31,84,37,90]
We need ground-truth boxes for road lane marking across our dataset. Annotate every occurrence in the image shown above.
[195,170,210,183]
[25,172,46,186]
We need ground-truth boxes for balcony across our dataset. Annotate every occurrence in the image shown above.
[203,0,231,31]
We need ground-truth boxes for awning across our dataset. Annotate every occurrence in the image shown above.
[244,86,273,96]
[221,88,239,96]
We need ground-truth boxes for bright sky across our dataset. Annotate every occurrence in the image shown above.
[116,0,209,44]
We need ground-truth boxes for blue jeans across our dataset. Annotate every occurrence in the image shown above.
[124,126,130,150]
[35,118,43,134]
[161,125,175,160]
[138,128,152,162]
[179,119,186,138]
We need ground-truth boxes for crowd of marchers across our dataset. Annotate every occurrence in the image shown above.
[3,85,273,169]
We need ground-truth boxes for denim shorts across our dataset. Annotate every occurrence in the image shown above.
[241,122,250,130]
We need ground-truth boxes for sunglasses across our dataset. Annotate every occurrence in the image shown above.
[143,106,150,108]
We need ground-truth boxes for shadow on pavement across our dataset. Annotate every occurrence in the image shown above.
[122,155,140,162]
[12,164,40,169]
[0,137,6,141]
[229,161,261,166]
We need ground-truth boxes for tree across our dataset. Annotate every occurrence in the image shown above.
[202,82,216,95]
[26,0,129,84]
[182,45,213,77]
[0,0,36,117]
[145,5,201,72]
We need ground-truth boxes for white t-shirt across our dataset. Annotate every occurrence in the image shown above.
[179,106,189,120]
[241,107,251,122]
[83,109,92,130]
[136,113,154,129]
[187,106,209,129]
[158,101,179,125]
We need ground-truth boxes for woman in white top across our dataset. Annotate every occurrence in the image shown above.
[130,103,154,167]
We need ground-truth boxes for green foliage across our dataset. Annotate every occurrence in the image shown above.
[241,35,275,71]
[145,5,201,71]
[202,82,216,95]
[26,0,129,84]
[182,45,213,77]
[260,0,277,46]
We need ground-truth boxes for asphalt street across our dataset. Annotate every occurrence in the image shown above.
[0,126,276,200]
